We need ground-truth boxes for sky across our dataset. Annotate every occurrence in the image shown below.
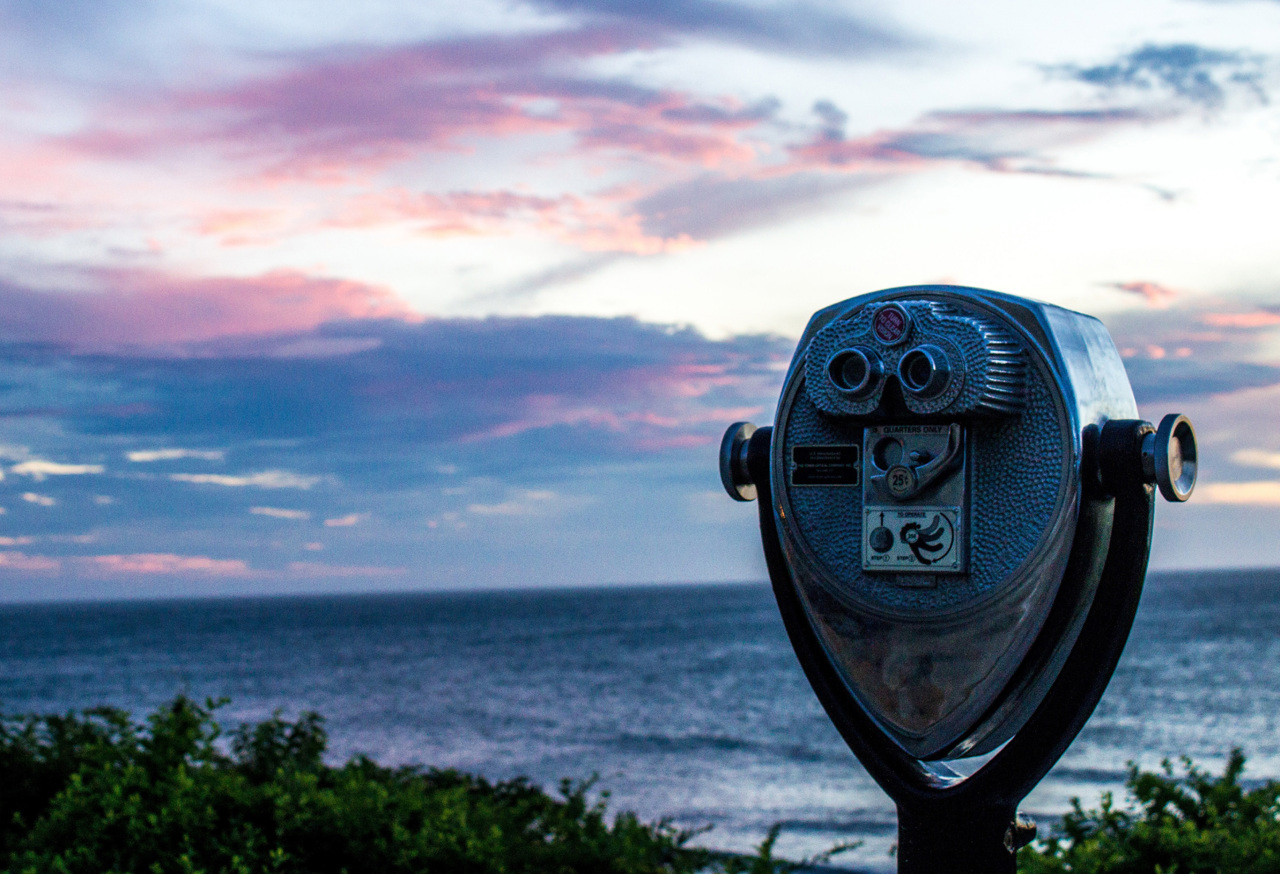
[1,0,1279,601]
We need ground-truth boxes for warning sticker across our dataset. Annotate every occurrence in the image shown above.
[862,507,963,572]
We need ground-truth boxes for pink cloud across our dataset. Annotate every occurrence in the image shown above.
[4,552,402,581]
[633,433,714,450]
[324,513,368,527]
[0,196,109,239]
[193,208,295,247]
[4,31,788,261]
[1108,281,1179,308]
[84,553,253,576]
[1202,311,1280,328]
[12,31,1162,267]
[310,316,791,456]
[455,356,775,448]
[787,129,930,172]
[63,28,769,181]
[0,551,61,572]
[0,268,417,350]
[330,187,698,255]
[1196,481,1280,506]
[285,561,405,577]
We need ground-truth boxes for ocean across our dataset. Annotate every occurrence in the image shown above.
[1,570,1278,871]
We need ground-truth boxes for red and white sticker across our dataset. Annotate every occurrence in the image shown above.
[872,304,910,345]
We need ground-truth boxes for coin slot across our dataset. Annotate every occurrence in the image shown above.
[873,437,903,470]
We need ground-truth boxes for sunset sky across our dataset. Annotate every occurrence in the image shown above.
[1,0,1279,600]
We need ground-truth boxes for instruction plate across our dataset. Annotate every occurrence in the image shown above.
[862,507,963,572]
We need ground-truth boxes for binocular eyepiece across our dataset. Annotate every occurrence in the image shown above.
[826,347,880,396]
[824,342,955,401]
[802,298,1028,424]
[897,345,951,398]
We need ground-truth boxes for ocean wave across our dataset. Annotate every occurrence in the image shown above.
[610,731,841,763]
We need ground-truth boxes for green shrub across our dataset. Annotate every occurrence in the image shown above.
[1022,749,1280,873]
[54,695,1280,873]
[0,697,721,874]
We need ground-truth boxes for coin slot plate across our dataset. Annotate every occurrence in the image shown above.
[862,424,967,573]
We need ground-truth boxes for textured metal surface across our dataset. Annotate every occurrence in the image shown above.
[804,300,1027,419]
[767,285,1137,758]
[779,314,1066,615]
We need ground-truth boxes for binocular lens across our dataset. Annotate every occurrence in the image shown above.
[827,347,879,396]
[898,345,951,398]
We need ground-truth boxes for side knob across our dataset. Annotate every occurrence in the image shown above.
[1142,414,1197,502]
[720,422,758,502]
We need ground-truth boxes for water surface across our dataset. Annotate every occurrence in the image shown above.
[2,570,1277,870]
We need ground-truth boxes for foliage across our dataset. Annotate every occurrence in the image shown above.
[0,697,750,874]
[1022,749,1280,874]
[16,698,1280,873]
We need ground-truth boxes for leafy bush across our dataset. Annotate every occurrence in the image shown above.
[1022,749,1280,873]
[48,696,1280,873]
[0,697,728,874]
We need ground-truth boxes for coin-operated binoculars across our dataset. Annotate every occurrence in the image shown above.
[719,285,1196,873]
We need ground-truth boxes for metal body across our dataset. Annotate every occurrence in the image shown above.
[746,420,1156,873]
[719,284,1197,872]
[770,285,1136,759]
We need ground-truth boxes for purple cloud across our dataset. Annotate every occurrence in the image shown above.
[522,0,914,57]
[0,302,794,591]
[788,106,1151,175]
[0,296,791,463]
[0,269,415,352]
[64,27,779,179]
[1102,290,1280,403]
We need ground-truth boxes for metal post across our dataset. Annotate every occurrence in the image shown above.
[897,801,1018,874]
[746,422,1156,872]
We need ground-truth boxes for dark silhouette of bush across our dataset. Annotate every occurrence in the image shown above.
[1022,749,1280,873]
[24,697,1275,873]
[0,697,722,874]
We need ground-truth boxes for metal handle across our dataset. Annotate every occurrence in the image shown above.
[1097,413,1197,503]
[719,421,758,502]
[1141,414,1197,502]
